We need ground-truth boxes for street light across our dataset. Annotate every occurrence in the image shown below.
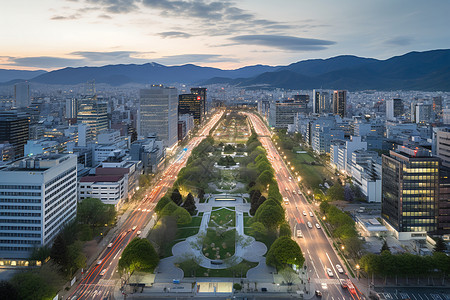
[322,216,326,221]
[341,245,345,251]
[356,264,360,279]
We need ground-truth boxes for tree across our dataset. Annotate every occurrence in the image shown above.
[149,216,177,252]
[182,193,197,215]
[279,267,296,286]
[198,188,205,202]
[29,246,51,262]
[250,195,266,216]
[172,207,192,225]
[319,201,330,214]
[279,222,291,237]
[139,174,150,187]
[255,199,285,230]
[434,237,447,253]
[268,183,282,203]
[381,240,390,253]
[10,272,55,300]
[155,196,171,214]
[256,170,274,187]
[160,201,179,217]
[250,221,267,240]
[67,241,86,277]
[344,185,354,202]
[326,184,344,201]
[119,238,159,274]
[343,236,363,258]
[77,197,116,227]
[0,280,19,300]
[233,283,242,291]
[266,236,304,270]
[50,234,68,269]
[171,189,183,206]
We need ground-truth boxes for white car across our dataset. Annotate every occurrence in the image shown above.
[303,211,307,216]
[326,268,334,277]
[107,243,113,248]
[336,264,344,274]
[309,211,314,217]
[292,190,296,195]
[315,223,321,229]
[321,282,328,290]
[307,222,312,228]
[100,269,107,276]
[296,230,303,238]
[96,259,102,265]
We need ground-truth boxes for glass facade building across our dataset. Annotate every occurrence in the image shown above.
[77,97,108,139]
[382,146,440,239]
[178,93,204,125]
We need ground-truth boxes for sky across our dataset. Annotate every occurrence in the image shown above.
[0,0,449,71]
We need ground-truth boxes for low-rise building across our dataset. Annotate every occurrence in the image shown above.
[79,174,126,209]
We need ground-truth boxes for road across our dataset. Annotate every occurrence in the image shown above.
[245,112,366,300]
[67,110,224,300]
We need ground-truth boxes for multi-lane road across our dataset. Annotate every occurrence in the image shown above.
[67,111,224,300]
[246,112,366,300]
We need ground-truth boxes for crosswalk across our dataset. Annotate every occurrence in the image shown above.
[378,292,450,300]
[312,278,340,284]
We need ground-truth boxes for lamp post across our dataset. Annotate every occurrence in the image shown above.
[356,264,360,280]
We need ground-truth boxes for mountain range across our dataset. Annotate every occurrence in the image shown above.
[1,49,450,91]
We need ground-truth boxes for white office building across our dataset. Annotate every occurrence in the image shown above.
[139,85,178,149]
[0,154,77,259]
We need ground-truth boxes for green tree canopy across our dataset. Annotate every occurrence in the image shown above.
[268,183,282,203]
[171,189,183,206]
[250,221,267,241]
[155,196,172,214]
[255,199,285,230]
[279,222,291,237]
[256,170,275,187]
[434,237,447,253]
[172,206,192,225]
[266,236,304,270]
[10,272,55,300]
[326,184,345,201]
[77,197,116,227]
[182,192,197,215]
[160,201,179,217]
[118,238,159,274]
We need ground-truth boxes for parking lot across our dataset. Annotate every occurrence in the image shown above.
[375,287,450,300]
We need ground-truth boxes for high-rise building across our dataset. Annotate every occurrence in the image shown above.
[415,103,432,124]
[313,90,320,114]
[436,128,450,168]
[0,111,29,159]
[190,87,207,118]
[0,154,77,258]
[386,98,403,121]
[139,85,178,149]
[382,146,440,240]
[77,97,108,139]
[65,98,78,119]
[333,90,346,118]
[14,82,30,108]
[294,94,309,113]
[178,93,204,124]
[433,96,443,118]
[319,92,331,114]
[269,100,304,128]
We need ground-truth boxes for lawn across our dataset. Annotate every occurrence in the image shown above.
[209,208,236,227]
[177,260,258,278]
[202,228,236,259]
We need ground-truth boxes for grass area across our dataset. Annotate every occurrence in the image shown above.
[209,208,236,227]
[202,228,236,259]
[179,216,202,228]
[177,260,258,278]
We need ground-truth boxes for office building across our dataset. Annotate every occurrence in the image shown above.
[178,93,204,125]
[65,98,78,119]
[139,85,178,149]
[0,154,77,258]
[436,128,450,168]
[0,111,29,159]
[415,103,432,124]
[382,146,440,240]
[333,90,346,118]
[386,98,403,121]
[130,136,165,174]
[433,96,443,118]
[190,87,207,118]
[14,82,30,108]
[269,100,304,128]
[79,175,126,208]
[313,90,320,114]
[77,97,108,139]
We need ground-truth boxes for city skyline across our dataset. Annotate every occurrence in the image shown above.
[1,0,449,70]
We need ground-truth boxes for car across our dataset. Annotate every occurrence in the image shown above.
[309,211,314,217]
[100,269,107,276]
[326,268,333,277]
[307,222,312,228]
[315,223,321,229]
[336,264,344,274]
[303,211,307,216]
[315,290,322,297]
[321,283,328,290]
[297,190,301,194]
[107,243,113,248]
[132,226,137,231]
[293,190,296,195]
[340,279,348,289]
[137,231,141,235]
[96,259,102,265]
[285,187,289,191]
[296,230,303,238]
[289,176,292,180]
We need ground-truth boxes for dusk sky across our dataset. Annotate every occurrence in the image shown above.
[1,0,449,70]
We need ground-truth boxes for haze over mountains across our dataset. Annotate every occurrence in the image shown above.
[1,49,450,91]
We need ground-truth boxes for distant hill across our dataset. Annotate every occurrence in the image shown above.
[30,63,278,86]
[0,69,47,83]
[206,49,450,91]
[3,49,450,90]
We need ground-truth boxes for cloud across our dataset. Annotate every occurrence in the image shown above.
[9,56,84,68]
[158,31,192,39]
[98,14,112,19]
[385,36,413,46]
[153,54,239,65]
[85,0,139,13]
[228,35,335,51]
[51,14,80,20]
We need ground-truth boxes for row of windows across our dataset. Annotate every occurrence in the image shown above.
[0,240,40,244]
[0,205,41,210]
[0,226,40,231]
[0,185,40,190]
[0,219,41,224]
[45,178,76,208]
[0,198,41,203]
[45,210,76,240]
[45,167,76,190]
[0,191,41,196]
[45,192,76,220]
[0,212,41,217]
[0,232,41,238]
[0,246,31,252]
[45,182,76,213]
[45,198,76,230]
